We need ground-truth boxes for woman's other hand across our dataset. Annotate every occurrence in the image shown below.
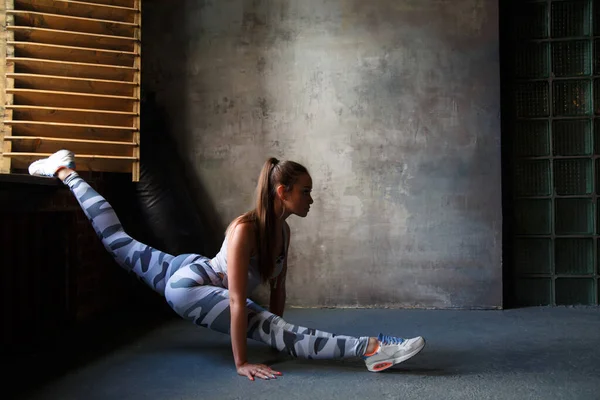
[236,363,282,381]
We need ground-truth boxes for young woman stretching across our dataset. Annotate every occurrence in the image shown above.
[28,150,426,381]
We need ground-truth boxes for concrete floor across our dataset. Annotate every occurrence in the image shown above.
[9,307,600,400]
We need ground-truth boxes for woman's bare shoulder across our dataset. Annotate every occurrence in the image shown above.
[228,218,256,250]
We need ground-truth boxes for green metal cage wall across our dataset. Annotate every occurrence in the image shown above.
[507,0,600,306]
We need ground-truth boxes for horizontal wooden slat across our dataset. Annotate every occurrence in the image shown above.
[6,121,136,141]
[4,152,136,160]
[8,89,137,112]
[10,42,136,67]
[5,135,135,146]
[8,73,136,96]
[9,58,136,81]
[78,0,135,9]
[8,11,137,38]
[6,136,136,157]
[7,153,135,173]
[8,26,136,51]
[4,120,136,131]
[7,105,136,126]
[14,0,138,24]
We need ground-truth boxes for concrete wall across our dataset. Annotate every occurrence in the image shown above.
[142,0,502,309]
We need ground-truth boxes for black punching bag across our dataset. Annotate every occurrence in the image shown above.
[135,93,219,257]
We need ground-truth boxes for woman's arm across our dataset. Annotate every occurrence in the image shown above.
[270,222,290,317]
[226,222,253,369]
[227,222,281,380]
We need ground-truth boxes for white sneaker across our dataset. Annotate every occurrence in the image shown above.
[364,333,425,372]
[28,149,76,177]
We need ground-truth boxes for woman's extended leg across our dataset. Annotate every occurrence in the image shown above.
[165,264,370,359]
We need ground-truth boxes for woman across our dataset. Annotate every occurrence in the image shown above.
[28,149,426,380]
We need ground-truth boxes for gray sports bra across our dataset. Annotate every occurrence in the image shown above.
[209,226,286,293]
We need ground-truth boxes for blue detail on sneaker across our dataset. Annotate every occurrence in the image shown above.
[377,333,406,345]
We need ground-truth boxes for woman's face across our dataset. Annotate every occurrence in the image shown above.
[282,173,313,217]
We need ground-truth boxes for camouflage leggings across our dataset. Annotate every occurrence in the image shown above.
[64,173,369,359]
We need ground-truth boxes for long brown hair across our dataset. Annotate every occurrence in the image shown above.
[228,157,308,282]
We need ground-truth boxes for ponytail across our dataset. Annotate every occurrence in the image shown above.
[255,157,279,281]
[229,157,308,282]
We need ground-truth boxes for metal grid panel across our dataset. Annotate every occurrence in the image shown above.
[594,39,600,74]
[515,238,553,274]
[516,42,550,78]
[553,119,592,155]
[552,40,591,76]
[596,0,600,35]
[516,199,553,234]
[555,278,595,304]
[555,198,594,234]
[516,82,550,117]
[551,0,591,37]
[555,238,594,273]
[509,0,599,306]
[553,80,592,116]
[553,158,592,194]
[515,120,550,156]
[595,79,600,113]
[515,278,553,306]
[515,160,552,196]
[595,119,600,153]
[595,159,600,193]
[513,2,549,39]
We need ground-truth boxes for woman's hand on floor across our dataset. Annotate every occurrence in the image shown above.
[237,363,282,381]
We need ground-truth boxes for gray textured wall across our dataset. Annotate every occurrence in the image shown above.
[142,0,502,309]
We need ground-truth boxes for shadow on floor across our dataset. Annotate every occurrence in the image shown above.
[5,303,175,400]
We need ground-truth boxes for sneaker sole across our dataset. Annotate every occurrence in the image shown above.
[367,338,426,372]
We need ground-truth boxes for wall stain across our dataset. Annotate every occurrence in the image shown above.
[256,56,266,74]
[213,97,235,115]
[256,97,270,119]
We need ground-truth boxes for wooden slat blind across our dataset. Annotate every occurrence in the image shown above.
[1,0,141,181]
